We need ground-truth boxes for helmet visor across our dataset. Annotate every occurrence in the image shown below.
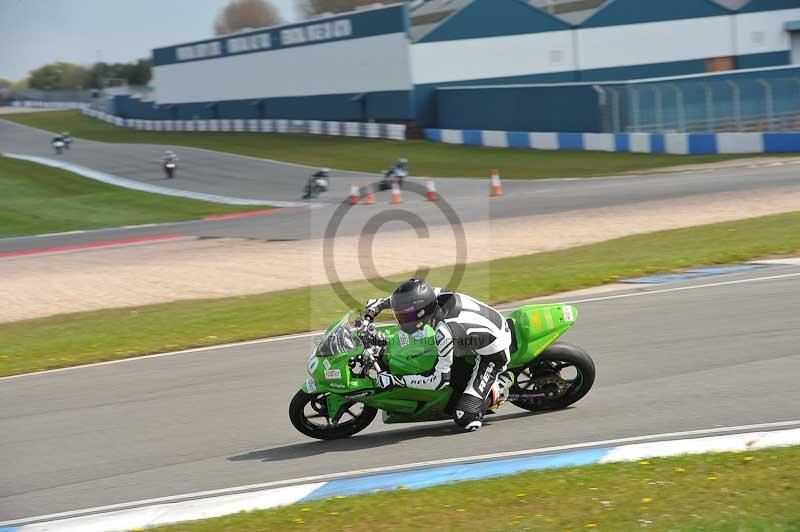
[393,306,422,328]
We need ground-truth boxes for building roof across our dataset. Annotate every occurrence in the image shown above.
[413,0,570,42]
[580,0,730,28]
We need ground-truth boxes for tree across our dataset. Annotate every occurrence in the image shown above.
[214,0,283,35]
[87,59,151,89]
[297,0,398,18]
[27,62,90,91]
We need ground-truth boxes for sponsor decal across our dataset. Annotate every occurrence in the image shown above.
[308,357,319,373]
[305,377,316,393]
[398,331,410,347]
[435,329,445,344]
[412,330,426,340]
[329,382,346,389]
[325,369,342,380]
[562,305,575,323]
[478,362,496,393]
[323,358,332,370]
[455,410,464,419]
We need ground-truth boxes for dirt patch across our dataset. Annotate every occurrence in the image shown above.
[2,186,800,323]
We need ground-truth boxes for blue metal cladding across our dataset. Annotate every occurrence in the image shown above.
[113,91,413,121]
[417,0,570,43]
[736,51,791,69]
[153,4,408,66]
[414,71,577,128]
[581,0,730,28]
[739,0,800,13]
[435,84,602,132]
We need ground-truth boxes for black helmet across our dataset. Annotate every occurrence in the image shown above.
[390,278,437,334]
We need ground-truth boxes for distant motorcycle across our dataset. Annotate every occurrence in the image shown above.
[163,161,177,179]
[52,138,65,155]
[303,169,330,199]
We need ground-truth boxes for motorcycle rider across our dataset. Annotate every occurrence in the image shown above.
[162,150,178,178]
[395,157,408,175]
[365,278,515,432]
[62,132,73,150]
[51,134,65,154]
[304,168,330,198]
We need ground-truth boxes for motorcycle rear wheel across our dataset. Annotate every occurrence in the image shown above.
[289,390,377,440]
[510,342,595,412]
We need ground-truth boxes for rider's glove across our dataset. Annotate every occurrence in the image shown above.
[376,371,404,390]
[365,298,390,320]
[372,331,388,347]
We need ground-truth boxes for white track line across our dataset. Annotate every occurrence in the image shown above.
[563,271,800,304]
[4,419,799,527]
[2,269,798,382]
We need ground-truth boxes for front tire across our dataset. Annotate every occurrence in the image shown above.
[511,342,595,412]
[289,390,377,440]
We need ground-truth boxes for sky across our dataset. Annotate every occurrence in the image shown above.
[0,0,300,81]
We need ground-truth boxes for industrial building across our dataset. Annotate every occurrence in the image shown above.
[111,0,800,132]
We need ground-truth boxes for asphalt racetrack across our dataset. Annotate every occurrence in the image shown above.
[3,119,800,254]
[2,264,799,521]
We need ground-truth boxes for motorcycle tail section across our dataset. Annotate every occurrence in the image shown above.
[508,304,578,366]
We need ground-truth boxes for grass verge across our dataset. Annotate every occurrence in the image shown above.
[1,211,799,376]
[0,155,268,238]
[151,445,800,531]
[2,110,752,179]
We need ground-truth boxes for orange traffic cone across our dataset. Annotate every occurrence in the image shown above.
[391,177,403,204]
[426,177,438,201]
[362,185,375,205]
[490,169,503,197]
[349,182,360,205]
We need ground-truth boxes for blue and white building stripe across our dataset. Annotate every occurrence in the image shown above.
[2,425,798,532]
[425,128,800,154]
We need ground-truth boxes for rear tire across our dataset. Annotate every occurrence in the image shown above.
[511,342,595,412]
[289,390,377,440]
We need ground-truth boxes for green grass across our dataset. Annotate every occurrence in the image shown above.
[150,445,800,531]
[2,110,755,179]
[1,211,799,376]
[0,155,268,238]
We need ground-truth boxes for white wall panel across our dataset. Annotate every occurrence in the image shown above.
[665,133,689,154]
[530,132,558,150]
[717,132,764,153]
[154,33,411,103]
[411,30,575,85]
[482,130,509,148]
[578,16,733,71]
[583,133,615,152]
[734,8,800,56]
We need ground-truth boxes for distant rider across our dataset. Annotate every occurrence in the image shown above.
[304,168,329,198]
[62,132,73,150]
[365,278,515,432]
[162,150,178,164]
[394,157,408,176]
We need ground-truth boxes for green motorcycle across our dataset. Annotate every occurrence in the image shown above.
[290,303,595,440]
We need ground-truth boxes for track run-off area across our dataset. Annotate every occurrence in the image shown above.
[2,264,799,522]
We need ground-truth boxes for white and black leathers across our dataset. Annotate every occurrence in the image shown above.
[366,288,512,428]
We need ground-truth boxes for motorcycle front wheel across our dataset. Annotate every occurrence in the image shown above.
[289,390,377,440]
[510,342,595,412]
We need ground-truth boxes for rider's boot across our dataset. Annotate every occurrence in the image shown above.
[486,371,515,414]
